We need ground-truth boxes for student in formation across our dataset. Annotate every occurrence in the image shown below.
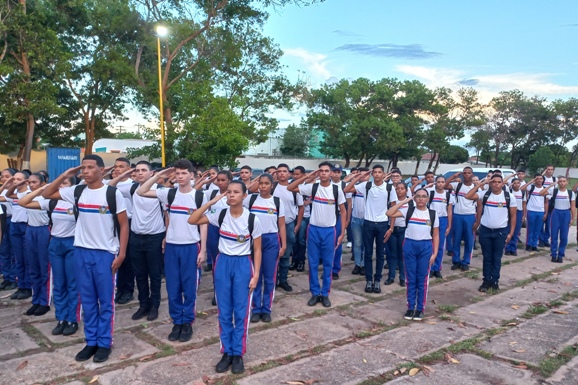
[7,173,51,316]
[110,161,166,322]
[329,164,351,280]
[289,166,310,272]
[426,176,454,278]
[188,181,262,375]
[245,173,286,323]
[238,165,253,186]
[444,167,477,271]
[521,174,547,252]
[466,175,517,292]
[288,162,346,307]
[349,167,370,275]
[539,176,576,262]
[386,189,439,321]
[137,161,206,342]
[344,165,396,294]
[505,178,526,256]
[1,171,32,300]
[539,165,557,247]
[383,182,409,286]
[42,155,129,363]
[0,168,17,291]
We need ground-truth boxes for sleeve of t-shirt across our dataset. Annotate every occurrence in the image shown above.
[354,183,365,196]
[117,183,132,199]
[449,194,456,205]
[509,194,518,208]
[251,216,263,239]
[433,212,439,228]
[39,199,50,210]
[389,188,398,204]
[296,193,304,206]
[156,188,169,206]
[114,190,127,214]
[59,186,76,205]
[242,195,251,208]
[278,200,286,218]
[337,188,346,205]
[298,184,313,197]
[206,209,222,227]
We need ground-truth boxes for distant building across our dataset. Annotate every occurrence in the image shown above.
[92,138,157,153]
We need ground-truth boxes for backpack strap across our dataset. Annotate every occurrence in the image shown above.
[311,183,319,201]
[106,185,120,237]
[218,208,227,228]
[333,183,339,220]
[455,182,463,201]
[210,189,219,200]
[429,209,436,237]
[548,188,558,213]
[273,196,280,218]
[167,188,177,211]
[73,184,88,221]
[406,201,415,226]
[428,190,435,207]
[130,182,139,197]
[47,199,58,228]
[194,189,204,210]
[248,212,256,259]
[248,194,259,211]
[446,190,451,207]
[386,183,392,204]
[365,181,372,199]
[528,185,536,197]
[272,181,278,194]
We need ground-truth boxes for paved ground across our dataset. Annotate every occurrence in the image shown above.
[2,228,578,385]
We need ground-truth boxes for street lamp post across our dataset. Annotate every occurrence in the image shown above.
[156,25,168,167]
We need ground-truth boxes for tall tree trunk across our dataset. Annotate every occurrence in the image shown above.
[365,154,377,167]
[84,112,92,155]
[164,105,173,157]
[343,154,350,168]
[493,144,500,168]
[414,156,422,175]
[426,153,435,171]
[391,153,399,168]
[386,159,392,172]
[433,154,441,174]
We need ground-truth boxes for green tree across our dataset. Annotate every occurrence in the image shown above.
[528,147,554,174]
[280,124,310,157]
[467,129,492,165]
[551,98,578,166]
[439,144,469,164]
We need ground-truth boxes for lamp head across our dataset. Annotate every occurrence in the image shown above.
[156,26,168,38]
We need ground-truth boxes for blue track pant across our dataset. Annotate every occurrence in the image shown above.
[550,209,571,259]
[451,214,475,265]
[165,243,201,325]
[307,225,335,297]
[387,227,406,281]
[526,210,543,248]
[293,217,309,263]
[351,217,364,267]
[252,233,279,314]
[49,237,78,323]
[11,221,29,289]
[0,217,15,282]
[277,220,295,284]
[432,216,448,272]
[479,225,508,284]
[75,247,115,348]
[403,239,432,312]
[506,211,523,253]
[27,226,51,306]
[333,216,343,274]
[207,224,220,266]
[214,253,253,357]
[540,211,552,244]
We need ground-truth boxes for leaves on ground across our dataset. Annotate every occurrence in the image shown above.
[553,310,569,314]
[409,368,420,376]
[88,375,99,384]
[16,360,28,371]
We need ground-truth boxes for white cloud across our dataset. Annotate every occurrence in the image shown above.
[395,65,578,101]
[283,47,332,81]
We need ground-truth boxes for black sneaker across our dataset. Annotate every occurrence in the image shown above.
[278,282,293,292]
[0,280,8,290]
[179,323,193,342]
[451,263,461,270]
[373,282,381,293]
[132,307,149,320]
[359,266,366,276]
[461,264,470,271]
[446,251,454,257]
[52,321,67,335]
[17,288,32,300]
[307,295,321,306]
[429,270,434,278]
[525,245,531,251]
[147,308,159,321]
[412,310,423,321]
[296,261,305,272]
[556,258,564,263]
[212,295,217,306]
[365,281,373,293]
[491,282,500,292]
[532,247,538,252]
[168,324,182,341]
[478,281,490,292]
[544,241,551,247]
[34,305,50,316]
[352,265,361,275]
[551,257,558,263]
[93,346,111,363]
[384,278,394,285]
[204,264,213,272]
[403,310,414,320]
[26,304,40,316]
[399,279,406,287]
[332,273,339,280]
[75,345,98,362]
[63,322,78,336]
[250,313,261,323]
[215,353,233,373]
[117,292,134,305]
[288,262,297,271]
[321,296,331,307]
[261,313,272,323]
[473,244,478,250]
[433,271,442,279]
[231,355,245,374]
[511,251,518,256]
[4,281,17,290]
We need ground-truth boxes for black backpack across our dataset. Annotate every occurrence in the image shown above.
[167,188,205,213]
[365,181,393,205]
[311,183,340,220]
[218,208,256,258]
[272,182,298,206]
[47,199,59,228]
[405,203,436,236]
[248,194,281,218]
[480,190,512,222]
[428,190,451,208]
[73,185,120,237]
[548,189,574,214]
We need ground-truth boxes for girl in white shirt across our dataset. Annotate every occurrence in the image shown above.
[384,183,409,287]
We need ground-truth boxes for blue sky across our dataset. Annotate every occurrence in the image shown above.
[264,0,578,101]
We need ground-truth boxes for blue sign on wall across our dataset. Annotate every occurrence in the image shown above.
[46,147,81,183]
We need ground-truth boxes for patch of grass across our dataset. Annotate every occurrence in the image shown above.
[464,271,479,279]
[545,277,560,284]
[502,260,511,265]
[540,344,578,377]
[469,296,483,303]
[313,309,327,316]
[446,336,482,354]
[560,290,578,302]
[437,304,459,313]
[521,304,549,319]
[549,299,564,307]
[485,327,506,337]
[417,350,445,365]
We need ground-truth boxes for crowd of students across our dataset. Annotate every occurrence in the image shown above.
[0,156,575,373]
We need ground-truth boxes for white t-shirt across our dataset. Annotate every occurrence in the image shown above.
[157,188,200,244]
[543,176,556,199]
[299,183,345,228]
[60,185,126,254]
[118,183,166,235]
[207,208,262,256]
[550,189,575,211]
[204,189,228,211]
[392,200,411,227]
[450,182,477,215]
[273,184,303,224]
[404,208,439,241]
[352,187,365,220]
[354,181,397,223]
[429,190,455,218]
[6,188,30,223]
[526,185,546,212]
[479,191,517,229]
[1,190,12,216]
[511,190,526,211]
[40,199,75,238]
[17,192,49,227]
[116,179,134,219]
[243,194,285,234]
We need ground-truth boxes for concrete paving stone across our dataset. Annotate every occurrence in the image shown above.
[114,301,170,330]
[0,306,25,329]
[548,354,578,385]
[145,314,219,347]
[427,278,483,309]
[32,320,86,344]
[62,381,85,385]
[0,349,82,385]
[385,353,539,385]
[498,253,567,287]
[479,304,578,366]
[0,328,40,357]
[274,289,367,319]
[353,297,407,325]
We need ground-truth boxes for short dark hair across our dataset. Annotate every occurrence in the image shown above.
[391,170,401,175]
[173,159,194,172]
[16,170,30,179]
[31,172,46,183]
[218,170,233,181]
[294,166,305,173]
[517,169,526,173]
[318,161,332,169]
[2,168,17,176]
[259,173,274,185]
[425,171,434,176]
[534,173,543,178]
[115,157,131,166]
[240,165,252,172]
[411,175,419,179]
[229,180,247,194]
[493,170,502,174]
[463,166,473,172]
[372,164,384,171]
[436,175,445,181]
[491,174,503,180]
[359,167,370,172]
[83,154,105,168]
[350,167,358,172]
[391,167,401,173]
[136,160,152,170]
[277,163,290,171]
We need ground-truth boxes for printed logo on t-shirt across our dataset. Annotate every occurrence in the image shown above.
[327,199,335,205]
[237,234,247,242]
[426,219,432,226]
[188,208,195,215]
[67,208,74,215]
[219,229,250,243]
[99,205,108,214]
